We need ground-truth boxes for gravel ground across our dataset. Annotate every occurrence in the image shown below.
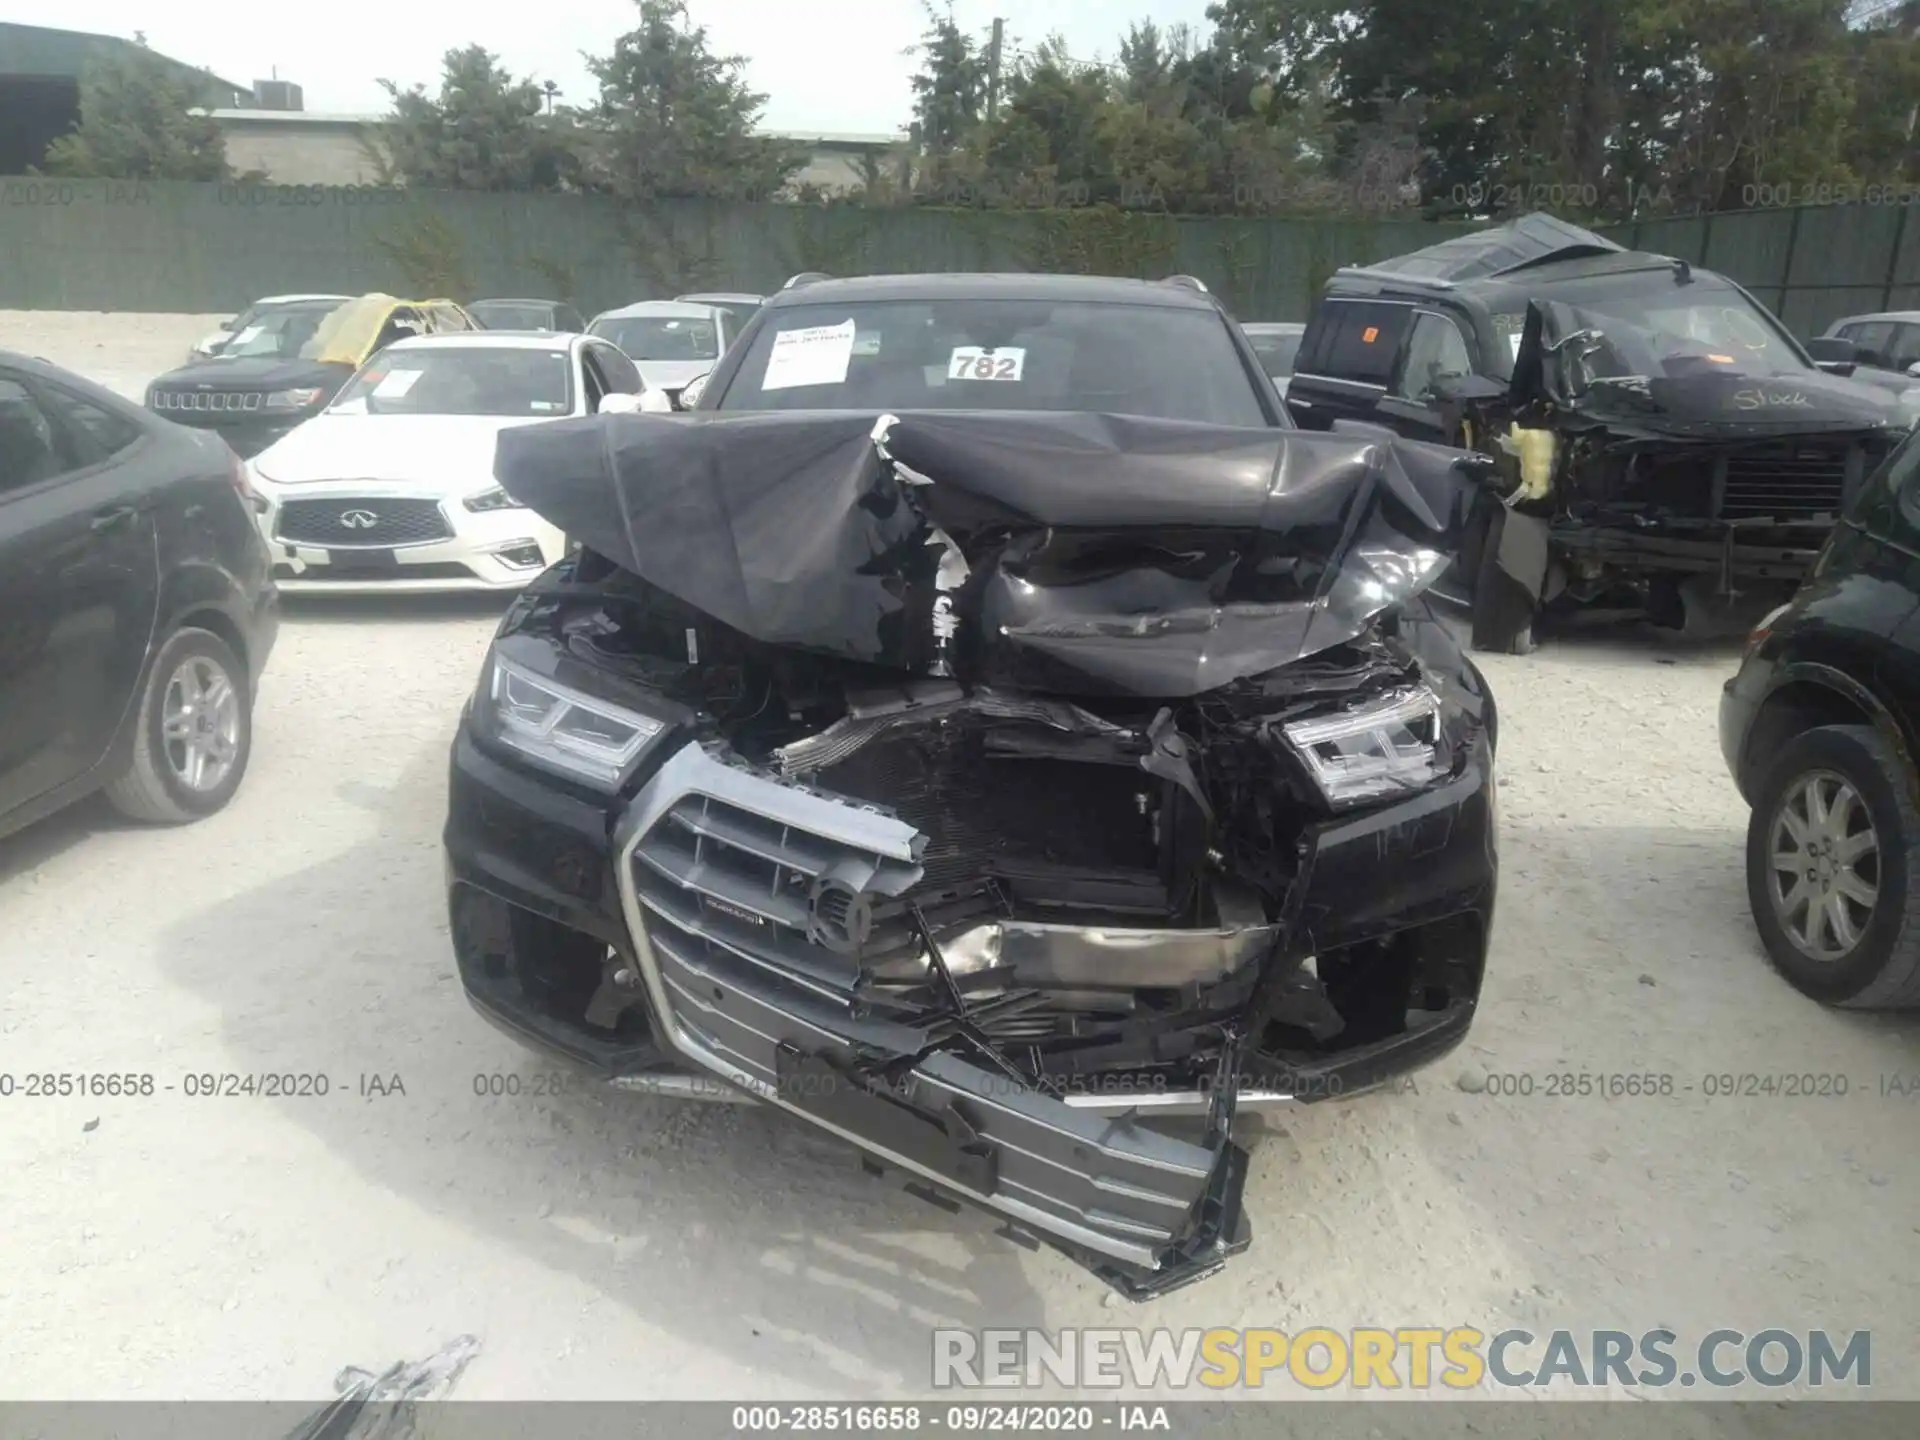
[0,312,1916,1406]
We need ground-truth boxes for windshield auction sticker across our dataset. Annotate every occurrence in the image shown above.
[372,368,422,398]
[948,346,1026,381]
[761,319,856,390]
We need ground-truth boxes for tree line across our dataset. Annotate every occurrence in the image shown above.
[37,0,1920,222]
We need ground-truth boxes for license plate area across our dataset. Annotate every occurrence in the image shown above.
[325,548,398,575]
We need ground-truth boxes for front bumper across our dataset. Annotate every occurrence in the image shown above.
[445,721,1494,1294]
[252,482,566,594]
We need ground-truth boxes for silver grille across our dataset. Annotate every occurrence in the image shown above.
[151,390,265,413]
[613,742,1226,1269]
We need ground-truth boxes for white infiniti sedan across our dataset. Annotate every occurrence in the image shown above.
[244,331,668,594]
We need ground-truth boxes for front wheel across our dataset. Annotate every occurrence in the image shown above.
[103,627,254,823]
[1745,723,1920,1008]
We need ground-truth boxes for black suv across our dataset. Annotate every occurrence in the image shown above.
[443,272,1499,1297]
[1721,425,1920,1010]
[1286,214,1913,653]
[0,351,278,843]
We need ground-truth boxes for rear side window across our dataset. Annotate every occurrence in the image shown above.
[1848,322,1895,366]
[1301,301,1412,385]
[1890,323,1920,370]
[589,341,644,393]
[40,382,143,461]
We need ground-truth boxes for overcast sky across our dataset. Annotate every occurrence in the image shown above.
[24,0,1217,134]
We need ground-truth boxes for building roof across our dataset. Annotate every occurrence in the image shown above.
[0,22,248,98]
[198,107,905,150]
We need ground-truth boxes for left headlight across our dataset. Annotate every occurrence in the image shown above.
[263,387,327,411]
[464,486,525,513]
[480,651,664,789]
[1280,685,1449,809]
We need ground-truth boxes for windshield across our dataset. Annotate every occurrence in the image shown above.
[220,302,346,360]
[713,299,1271,425]
[589,314,721,361]
[1539,274,1811,381]
[1248,330,1303,377]
[472,302,558,331]
[328,346,575,417]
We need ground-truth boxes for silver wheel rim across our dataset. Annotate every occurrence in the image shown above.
[1766,768,1880,963]
[160,655,241,794]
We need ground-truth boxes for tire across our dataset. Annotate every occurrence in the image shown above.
[1744,723,1920,1009]
[103,627,253,824]
[1468,505,1537,656]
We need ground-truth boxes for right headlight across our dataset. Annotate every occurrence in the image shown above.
[479,651,665,790]
[1280,685,1449,809]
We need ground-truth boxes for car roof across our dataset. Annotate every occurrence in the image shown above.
[591,300,725,322]
[1242,322,1305,334]
[676,291,763,304]
[383,332,580,353]
[761,272,1221,311]
[471,297,566,307]
[1830,312,1920,327]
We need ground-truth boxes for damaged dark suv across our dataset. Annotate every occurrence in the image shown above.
[444,273,1500,1298]
[1287,214,1915,653]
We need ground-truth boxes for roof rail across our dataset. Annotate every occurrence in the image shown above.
[1162,274,1209,293]
[1333,264,1456,290]
[782,272,832,290]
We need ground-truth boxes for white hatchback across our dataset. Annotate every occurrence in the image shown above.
[245,331,668,594]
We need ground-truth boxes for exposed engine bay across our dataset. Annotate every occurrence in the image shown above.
[1454,298,1911,648]
[448,409,1499,1296]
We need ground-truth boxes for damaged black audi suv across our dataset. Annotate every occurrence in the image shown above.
[444,273,1500,1298]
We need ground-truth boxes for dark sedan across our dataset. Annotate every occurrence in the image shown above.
[0,351,278,842]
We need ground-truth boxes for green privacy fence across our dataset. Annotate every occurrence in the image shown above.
[1,177,1915,335]
[0,178,1476,321]
[1602,204,1920,336]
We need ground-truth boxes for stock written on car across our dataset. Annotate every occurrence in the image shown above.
[445,271,1494,1299]
[242,331,650,594]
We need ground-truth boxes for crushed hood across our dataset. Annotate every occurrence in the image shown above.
[1510,299,1911,438]
[493,410,1481,697]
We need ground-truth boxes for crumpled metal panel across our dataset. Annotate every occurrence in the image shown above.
[493,409,1477,697]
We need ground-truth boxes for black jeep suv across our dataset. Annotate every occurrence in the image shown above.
[443,272,1500,1299]
[1286,213,1913,654]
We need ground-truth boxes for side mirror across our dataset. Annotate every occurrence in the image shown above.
[637,388,673,414]
[596,392,643,415]
[219,317,239,330]
[678,371,711,409]
[1906,361,1920,379]
[1806,337,1860,374]
[1429,372,1506,405]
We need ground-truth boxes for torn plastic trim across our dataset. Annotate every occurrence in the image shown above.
[611,739,1248,1276]
[773,680,1137,777]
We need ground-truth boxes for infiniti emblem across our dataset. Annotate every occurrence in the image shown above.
[339,509,379,529]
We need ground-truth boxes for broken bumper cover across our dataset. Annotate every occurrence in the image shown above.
[446,718,1494,1296]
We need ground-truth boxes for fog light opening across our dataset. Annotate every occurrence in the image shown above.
[498,541,546,569]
